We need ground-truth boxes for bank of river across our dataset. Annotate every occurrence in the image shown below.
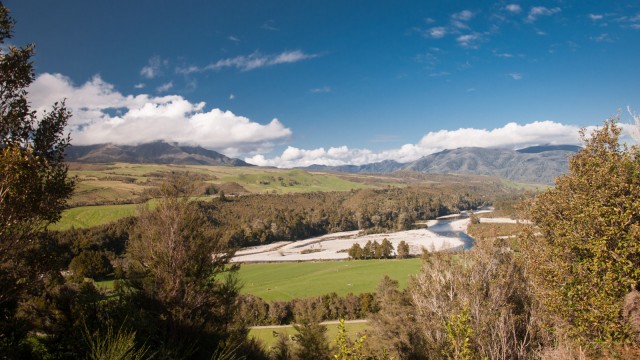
[231,209,498,263]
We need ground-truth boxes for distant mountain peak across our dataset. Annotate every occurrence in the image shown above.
[66,141,253,167]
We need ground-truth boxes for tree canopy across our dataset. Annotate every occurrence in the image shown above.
[526,118,640,346]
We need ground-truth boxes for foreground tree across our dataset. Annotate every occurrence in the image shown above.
[525,118,640,348]
[125,173,243,359]
[292,299,331,360]
[0,3,75,354]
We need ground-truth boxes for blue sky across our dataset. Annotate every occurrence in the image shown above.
[6,0,640,167]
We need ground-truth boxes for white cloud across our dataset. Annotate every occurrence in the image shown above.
[526,6,561,23]
[27,73,292,156]
[177,50,318,74]
[246,121,594,168]
[134,83,145,89]
[505,4,522,14]
[429,71,450,77]
[140,56,167,79]
[228,35,240,42]
[423,26,447,39]
[623,13,640,29]
[262,20,278,31]
[590,33,613,42]
[229,94,235,100]
[451,20,470,30]
[310,86,331,93]
[589,14,603,21]
[508,72,523,80]
[456,33,482,48]
[451,10,474,30]
[156,81,173,93]
[452,10,474,21]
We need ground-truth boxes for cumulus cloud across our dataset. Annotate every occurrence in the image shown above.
[176,50,318,74]
[27,73,292,156]
[246,121,596,168]
[526,6,561,23]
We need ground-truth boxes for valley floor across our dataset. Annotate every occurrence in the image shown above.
[232,210,515,263]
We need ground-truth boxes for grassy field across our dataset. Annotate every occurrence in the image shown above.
[50,203,140,231]
[56,163,395,230]
[68,163,381,203]
[237,259,422,302]
[250,321,370,349]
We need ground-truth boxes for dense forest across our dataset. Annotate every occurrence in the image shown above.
[2,4,640,359]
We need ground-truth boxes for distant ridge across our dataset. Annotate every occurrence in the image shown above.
[302,145,581,185]
[66,141,253,166]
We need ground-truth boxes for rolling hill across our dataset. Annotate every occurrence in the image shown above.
[66,141,252,166]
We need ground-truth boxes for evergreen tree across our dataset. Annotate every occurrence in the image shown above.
[126,173,242,359]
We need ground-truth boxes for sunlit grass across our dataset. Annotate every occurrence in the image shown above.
[237,258,422,302]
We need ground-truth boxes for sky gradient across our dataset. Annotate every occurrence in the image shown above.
[6,0,640,167]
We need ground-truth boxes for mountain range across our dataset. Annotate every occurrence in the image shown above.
[66,142,580,185]
[66,141,252,166]
[304,145,581,185]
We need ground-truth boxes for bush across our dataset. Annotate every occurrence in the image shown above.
[525,118,640,348]
[405,239,543,359]
[69,250,113,280]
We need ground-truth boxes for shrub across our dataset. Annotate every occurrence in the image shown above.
[69,250,113,280]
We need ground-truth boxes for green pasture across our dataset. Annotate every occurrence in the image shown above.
[56,162,392,230]
[237,259,422,302]
[250,321,370,349]
[67,162,381,204]
[50,204,140,231]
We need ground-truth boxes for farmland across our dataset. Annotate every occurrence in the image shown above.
[236,258,422,302]
[67,162,392,206]
[55,162,408,230]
